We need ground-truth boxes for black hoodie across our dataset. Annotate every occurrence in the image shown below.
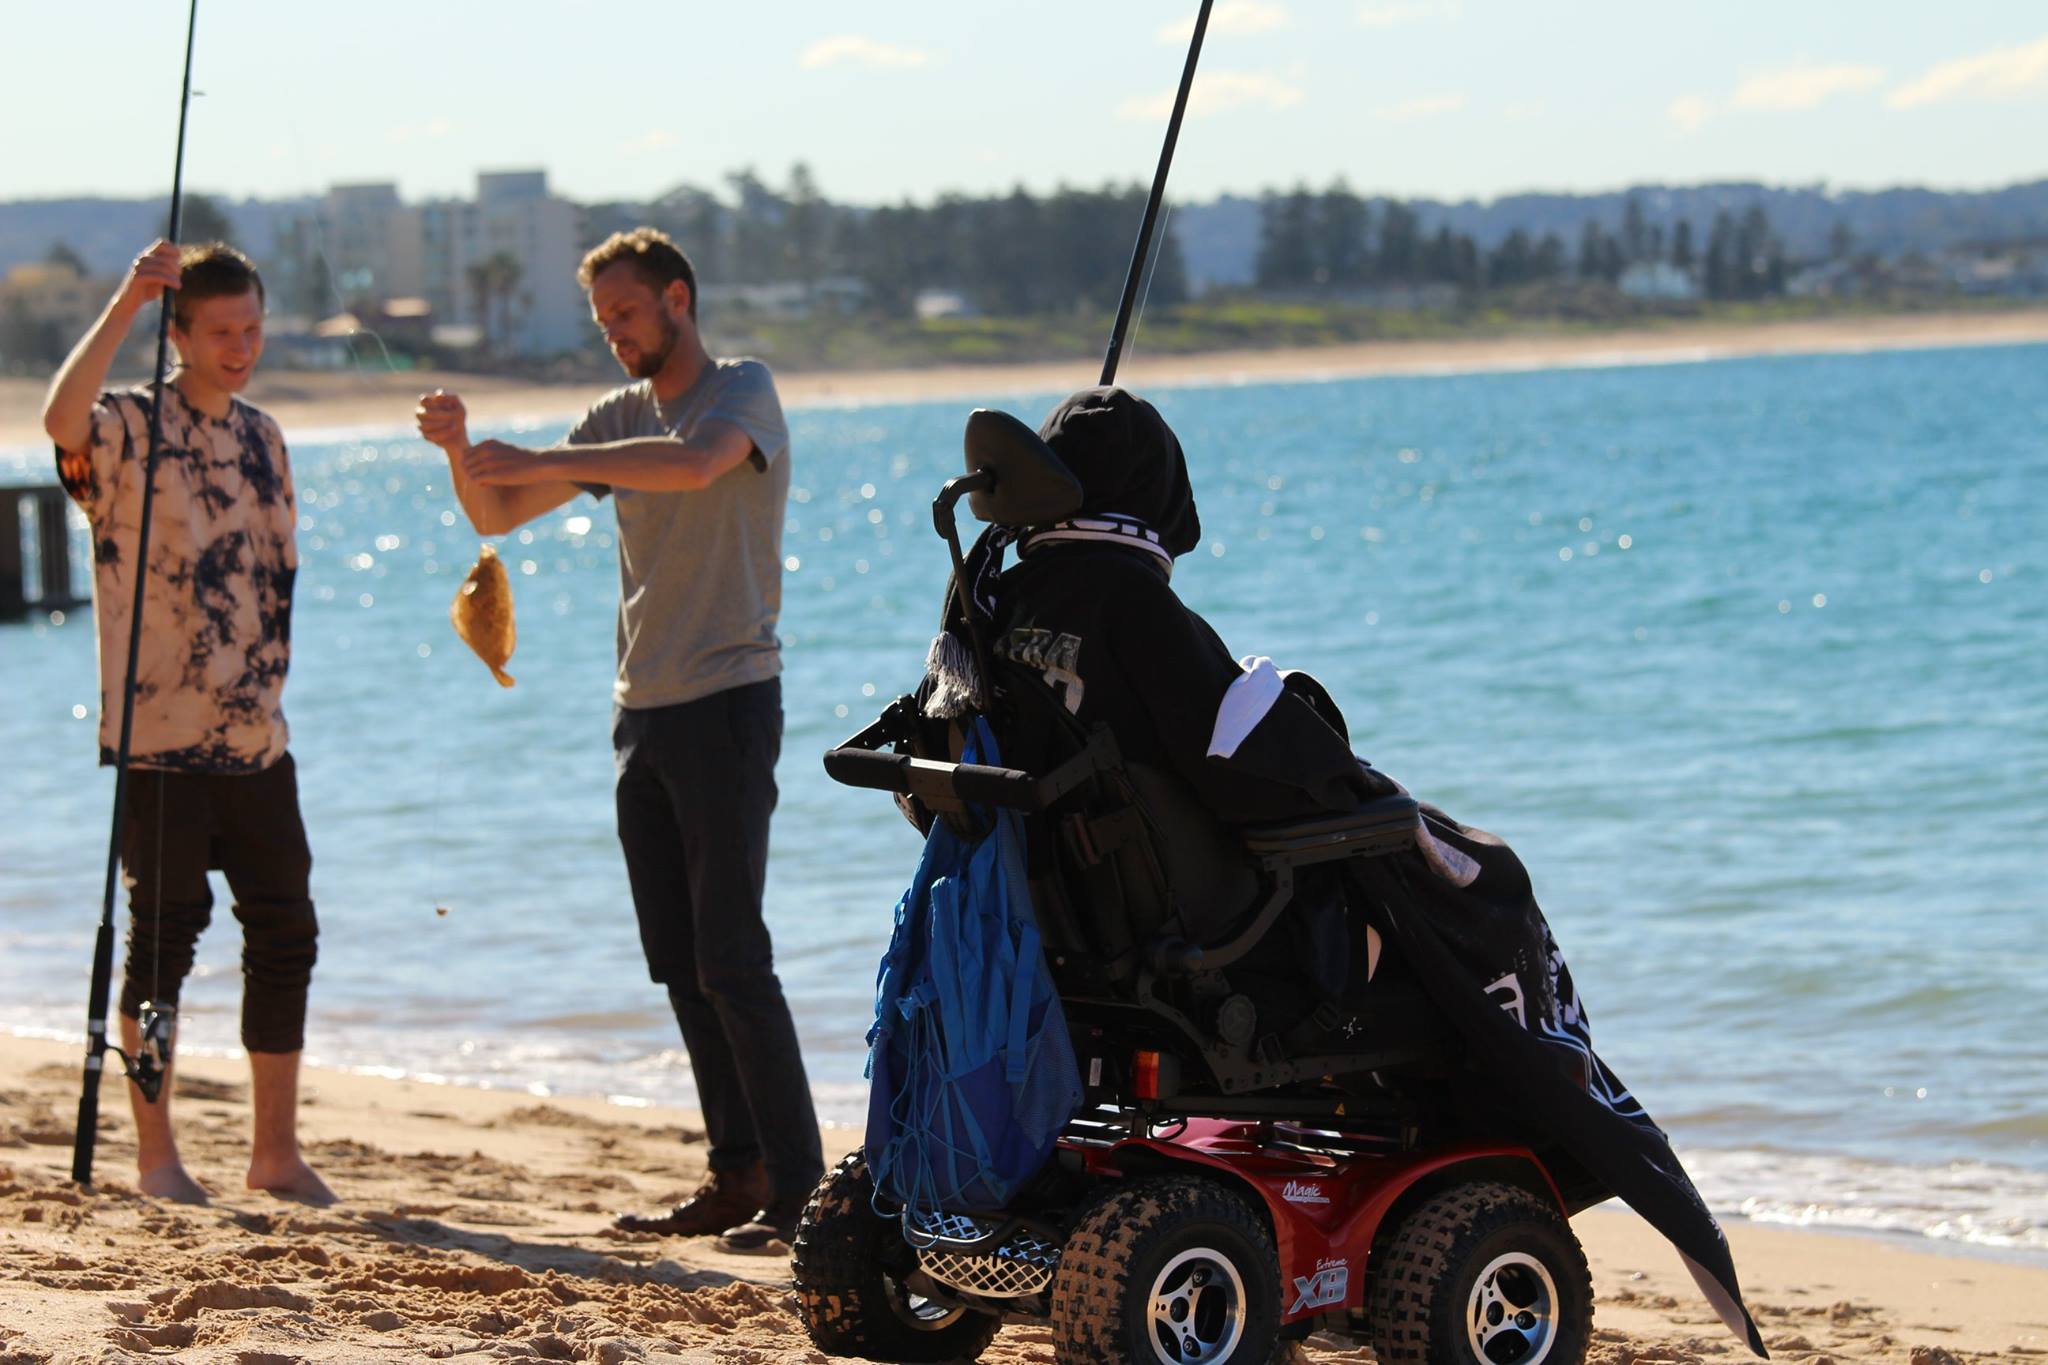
[993,387,1391,824]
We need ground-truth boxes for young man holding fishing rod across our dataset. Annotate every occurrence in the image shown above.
[43,240,332,1207]
[416,227,822,1254]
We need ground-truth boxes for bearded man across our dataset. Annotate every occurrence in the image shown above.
[416,227,821,1253]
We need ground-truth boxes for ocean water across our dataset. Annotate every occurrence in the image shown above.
[4,342,2044,1258]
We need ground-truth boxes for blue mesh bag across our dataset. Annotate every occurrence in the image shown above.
[864,719,1084,1216]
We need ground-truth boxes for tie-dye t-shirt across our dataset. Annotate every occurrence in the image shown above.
[55,382,297,773]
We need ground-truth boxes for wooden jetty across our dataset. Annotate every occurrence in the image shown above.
[1,485,88,622]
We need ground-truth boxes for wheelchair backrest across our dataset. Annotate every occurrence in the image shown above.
[975,664,1260,990]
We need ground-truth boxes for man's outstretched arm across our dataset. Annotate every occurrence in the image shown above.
[415,390,581,535]
[459,420,760,495]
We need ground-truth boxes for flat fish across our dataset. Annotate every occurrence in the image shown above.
[451,544,516,687]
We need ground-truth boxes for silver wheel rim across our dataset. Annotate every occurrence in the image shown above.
[1465,1250,1559,1365]
[1145,1246,1247,1364]
[886,1272,966,1332]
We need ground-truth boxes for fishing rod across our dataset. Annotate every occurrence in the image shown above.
[1101,0,1213,385]
[931,0,1214,707]
[73,0,201,1187]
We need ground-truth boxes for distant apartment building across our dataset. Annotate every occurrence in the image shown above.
[421,171,586,357]
[0,260,120,370]
[313,182,427,303]
[288,171,585,358]
[1617,261,1700,302]
[0,260,101,333]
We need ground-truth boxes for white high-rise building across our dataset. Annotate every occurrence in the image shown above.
[311,183,426,304]
[421,170,586,356]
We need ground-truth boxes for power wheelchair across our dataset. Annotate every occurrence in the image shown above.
[789,409,1594,1365]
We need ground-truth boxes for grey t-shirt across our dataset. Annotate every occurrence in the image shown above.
[565,358,790,709]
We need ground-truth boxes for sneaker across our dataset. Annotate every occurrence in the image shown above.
[714,1191,808,1254]
[612,1161,769,1236]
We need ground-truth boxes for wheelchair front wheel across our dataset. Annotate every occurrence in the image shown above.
[1051,1174,1285,1365]
[1364,1179,1592,1365]
[790,1150,1002,1362]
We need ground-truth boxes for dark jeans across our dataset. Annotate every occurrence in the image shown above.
[613,678,823,1202]
[119,753,319,1054]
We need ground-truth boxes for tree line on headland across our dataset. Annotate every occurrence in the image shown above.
[1249,184,1800,301]
[599,168,1808,315]
[3,165,2042,375]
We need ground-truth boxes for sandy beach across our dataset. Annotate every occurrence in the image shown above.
[0,1035,2040,1364]
[4,309,2047,454]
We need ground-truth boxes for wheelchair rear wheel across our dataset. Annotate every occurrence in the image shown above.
[1364,1180,1592,1365]
[1051,1174,1285,1365]
[790,1150,1003,1362]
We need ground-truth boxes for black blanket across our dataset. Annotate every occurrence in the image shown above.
[1346,811,1766,1357]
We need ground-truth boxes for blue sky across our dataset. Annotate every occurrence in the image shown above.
[5,1,2044,205]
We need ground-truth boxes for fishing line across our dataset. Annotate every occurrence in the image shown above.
[269,88,456,921]
[1119,200,1176,377]
[1101,0,1212,386]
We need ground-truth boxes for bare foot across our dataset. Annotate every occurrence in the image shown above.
[137,1161,210,1205]
[247,1155,336,1206]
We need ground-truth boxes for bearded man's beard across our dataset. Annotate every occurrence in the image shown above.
[629,312,679,379]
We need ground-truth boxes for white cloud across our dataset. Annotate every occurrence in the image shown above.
[1118,70,1305,121]
[1888,35,2048,110]
[388,118,454,145]
[622,131,678,154]
[1375,92,1466,123]
[799,35,932,71]
[1158,1,1290,44]
[1357,0,1462,29]
[1668,94,1714,133]
[1731,64,1885,112]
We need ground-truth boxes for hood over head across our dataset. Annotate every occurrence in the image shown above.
[1035,386,1200,557]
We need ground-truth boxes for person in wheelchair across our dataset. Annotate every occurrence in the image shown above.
[931,386,1556,1050]
[905,385,1761,1351]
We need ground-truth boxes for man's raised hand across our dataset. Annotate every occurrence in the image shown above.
[415,389,470,454]
[115,240,183,318]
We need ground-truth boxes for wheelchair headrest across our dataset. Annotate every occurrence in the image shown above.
[962,409,1084,527]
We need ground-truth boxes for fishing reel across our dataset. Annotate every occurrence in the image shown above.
[114,1002,177,1104]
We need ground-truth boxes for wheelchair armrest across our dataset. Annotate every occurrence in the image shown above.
[824,747,1053,811]
[1239,794,1420,861]
[820,701,1119,814]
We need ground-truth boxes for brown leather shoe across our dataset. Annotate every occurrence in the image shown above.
[613,1162,769,1236]
[714,1190,809,1255]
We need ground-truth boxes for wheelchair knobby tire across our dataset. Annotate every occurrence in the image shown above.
[1050,1174,1285,1365]
[1364,1180,1591,1365]
[789,1150,1002,1362]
